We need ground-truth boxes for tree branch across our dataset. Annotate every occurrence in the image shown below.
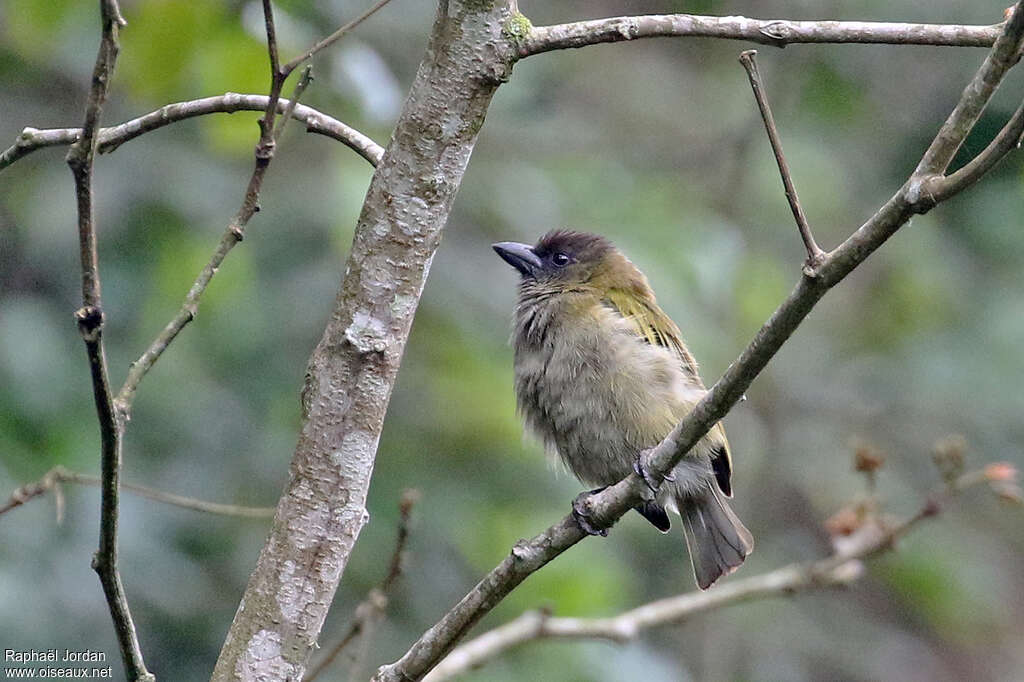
[64,1,152,679]
[0,95,383,172]
[210,0,520,677]
[519,13,1005,57]
[372,5,1024,680]
[0,466,275,519]
[423,465,1011,681]
[738,49,824,267]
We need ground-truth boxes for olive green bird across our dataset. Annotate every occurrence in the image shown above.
[494,230,752,589]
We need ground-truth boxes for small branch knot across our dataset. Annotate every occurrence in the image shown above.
[511,539,531,563]
[906,174,942,213]
[255,138,276,160]
[759,21,791,47]
[75,305,105,341]
[16,127,40,147]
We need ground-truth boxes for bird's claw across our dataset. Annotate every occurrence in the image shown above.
[633,449,672,494]
[572,489,608,537]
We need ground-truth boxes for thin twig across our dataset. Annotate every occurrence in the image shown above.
[115,2,315,417]
[0,95,383,172]
[424,467,1004,681]
[371,6,1024,680]
[115,0,396,417]
[64,1,152,679]
[262,0,281,77]
[281,0,397,77]
[274,66,314,141]
[305,489,419,682]
[520,14,1005,57]
[738,50,824,267]
[0,466,275,518]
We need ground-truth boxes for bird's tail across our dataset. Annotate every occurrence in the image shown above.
[678,483,754,589]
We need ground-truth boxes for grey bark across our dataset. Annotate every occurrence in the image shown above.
[210,1,520,679]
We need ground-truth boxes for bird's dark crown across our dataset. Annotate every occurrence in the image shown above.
[532,230,613,265]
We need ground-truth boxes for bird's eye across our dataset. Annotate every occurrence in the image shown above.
[552,253,570,267]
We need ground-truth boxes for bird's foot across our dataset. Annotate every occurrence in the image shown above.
[633,449,673,494]
[572,488,609,537]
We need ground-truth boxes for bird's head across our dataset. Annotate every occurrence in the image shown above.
[492,230,641,294]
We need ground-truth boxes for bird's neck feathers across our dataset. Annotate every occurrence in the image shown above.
[512,250,655,348]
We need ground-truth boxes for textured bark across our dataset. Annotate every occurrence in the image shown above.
[210,2,518,680]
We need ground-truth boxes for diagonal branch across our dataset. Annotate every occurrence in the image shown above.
[114,1,392,419]
[64,1,153,679]
[0,94,383,173]
[280,0,396,77]
[519,13,1005,57]
[372,5,1024,680]
[423,466,1008,681]
[738,49,824,267]
[116,29,314,417]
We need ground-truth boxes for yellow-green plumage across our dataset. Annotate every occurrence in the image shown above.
[494,230,752,589]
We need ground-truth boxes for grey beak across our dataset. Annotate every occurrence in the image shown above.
[493,241,542,278]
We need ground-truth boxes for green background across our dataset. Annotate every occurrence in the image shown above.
[2,1,1023,680]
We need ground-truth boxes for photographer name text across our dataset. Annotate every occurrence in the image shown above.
[5,650,106,664]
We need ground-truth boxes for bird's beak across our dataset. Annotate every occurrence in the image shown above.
[492,241,543,278]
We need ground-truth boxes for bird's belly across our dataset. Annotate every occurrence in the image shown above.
[515,329,695,486]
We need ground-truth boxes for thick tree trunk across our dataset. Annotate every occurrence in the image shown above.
[211,2,520,679]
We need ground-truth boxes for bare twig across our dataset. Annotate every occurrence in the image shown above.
[372,6,1024,680]
[520,14,1005,57]
[0,468,67,517]
[64,1,152,680]
[116,0,395,418]
[262,0,281,77]
[281,0,396,77]
[424,467,1006,681]
[738,50,824,267]
[306,489,419,682]
[0,95,383,171]
[274,66,314,141]
[114,3,311,417]
[0,466,275,519]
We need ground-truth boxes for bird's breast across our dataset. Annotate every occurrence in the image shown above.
[512,299,700,485]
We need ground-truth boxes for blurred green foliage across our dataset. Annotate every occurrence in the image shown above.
[2,1,1023,680]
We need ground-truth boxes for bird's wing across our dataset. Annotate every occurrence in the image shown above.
[602,288,701,382]
[602,288,734,496]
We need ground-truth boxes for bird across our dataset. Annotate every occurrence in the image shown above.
[493,230,752,589]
